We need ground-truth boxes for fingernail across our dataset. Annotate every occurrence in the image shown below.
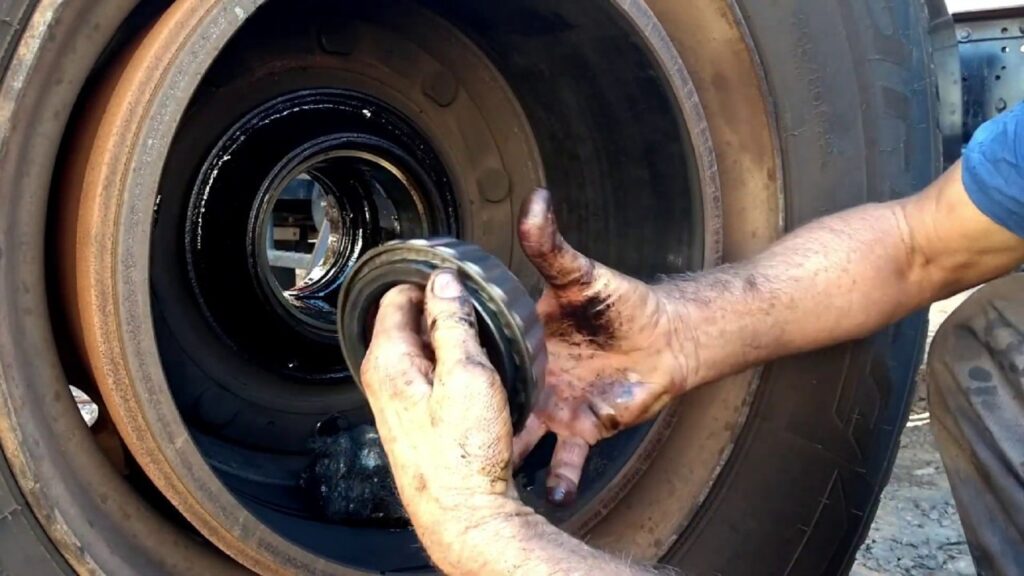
[431,269,463,299]
[546,481,577,506]
[525,188,551,222]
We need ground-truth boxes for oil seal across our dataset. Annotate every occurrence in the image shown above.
[337,238,545,430]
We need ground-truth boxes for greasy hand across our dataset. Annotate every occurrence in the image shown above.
[361,270,524,568]
[513,188,693,505]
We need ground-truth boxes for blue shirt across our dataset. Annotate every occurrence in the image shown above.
[963,103,1024,238]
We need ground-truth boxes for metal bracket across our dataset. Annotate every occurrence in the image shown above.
[956,11,1024,143]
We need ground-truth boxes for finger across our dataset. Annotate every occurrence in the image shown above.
[605,380,675,425]
[361,284,431,402]
[425,270,512,459]
[518,188,595,289]
[587,397,624,437]
[425,269,489,371]
[417,311,434,363]
[546,436,589,506]
[365,284,426,360]
[512,414,548,468]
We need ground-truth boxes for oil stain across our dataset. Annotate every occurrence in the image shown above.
[300,424,407,524]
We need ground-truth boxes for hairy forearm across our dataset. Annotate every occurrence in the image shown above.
[660,200,930,387]
[656,163,1024,388]
[422,501,669,576]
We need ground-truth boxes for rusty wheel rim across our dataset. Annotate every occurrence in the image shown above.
[59,2,302,573]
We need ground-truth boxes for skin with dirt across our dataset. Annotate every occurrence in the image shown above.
[512,189,691,506]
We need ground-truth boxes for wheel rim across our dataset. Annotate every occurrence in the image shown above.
[41,0,786,573]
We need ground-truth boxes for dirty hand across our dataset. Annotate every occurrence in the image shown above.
[513,188,695,505]
[360,270,524,568]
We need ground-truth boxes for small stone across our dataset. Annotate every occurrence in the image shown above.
[70,385,99,427]
[949,556,976,575]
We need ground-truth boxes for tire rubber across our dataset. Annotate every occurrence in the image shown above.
[0,4,75,575]
[664,1,947,574]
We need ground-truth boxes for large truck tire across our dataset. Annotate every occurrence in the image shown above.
[662,1,950,573]
[0,0,949,574]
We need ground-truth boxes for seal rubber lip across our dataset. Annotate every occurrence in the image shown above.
[337,238,546,431]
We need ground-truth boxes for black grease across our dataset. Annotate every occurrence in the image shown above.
[553,294,615,348]
[968,366,993,383]
[970,384,999,398]
[300,424,408,525]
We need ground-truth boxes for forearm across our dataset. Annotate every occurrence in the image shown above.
[658,162,1024,388]
[660,199,939,388]
[421,500,667,576]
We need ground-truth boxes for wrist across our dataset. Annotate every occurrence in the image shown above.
[651,280,704,392]
[413,494,539,574]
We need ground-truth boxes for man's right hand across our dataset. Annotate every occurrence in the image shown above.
[512,188,695,505]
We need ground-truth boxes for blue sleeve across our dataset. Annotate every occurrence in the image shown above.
[962,102,1024,238]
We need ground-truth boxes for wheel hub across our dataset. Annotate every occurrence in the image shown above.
[184,90,457,367]
[254,146,435,335]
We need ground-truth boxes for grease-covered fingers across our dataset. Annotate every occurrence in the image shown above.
[518,188,596,290]
[546,436,589,506]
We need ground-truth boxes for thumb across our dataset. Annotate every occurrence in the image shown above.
[424,269,490,372]
[424,269,512,463]
[423,269,506,410]
[518,188,595,289]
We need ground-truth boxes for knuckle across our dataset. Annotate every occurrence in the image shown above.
[361,350,429,393]
[429,308,477,333]
[576,427,603,445]
[446,360,499,387]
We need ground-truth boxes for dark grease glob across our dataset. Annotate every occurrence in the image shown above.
[968,365,994,383]
[554,294,615,349]
[300,424,408,525]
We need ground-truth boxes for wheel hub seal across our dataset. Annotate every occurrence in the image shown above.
[338,238,545,431]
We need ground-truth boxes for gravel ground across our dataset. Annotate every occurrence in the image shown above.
[852,292,977,576]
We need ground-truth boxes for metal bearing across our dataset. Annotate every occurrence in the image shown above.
[337,238,545,431]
